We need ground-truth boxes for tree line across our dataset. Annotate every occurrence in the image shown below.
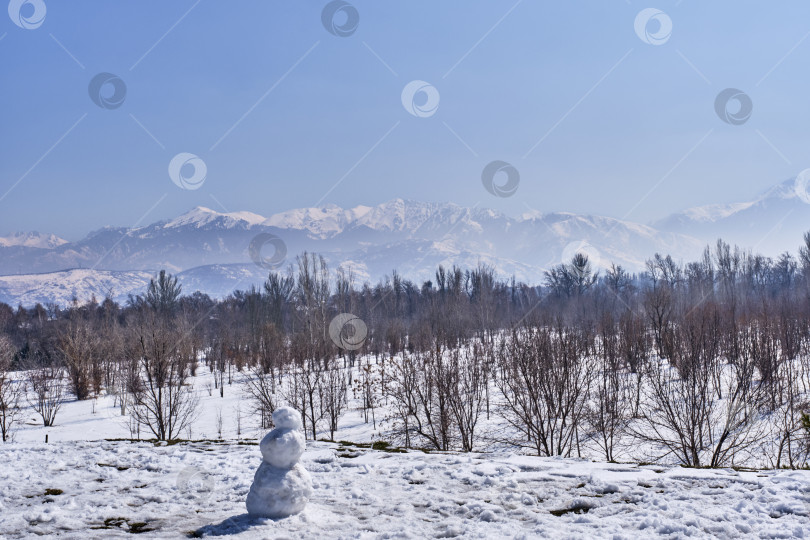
[0,237,809,469]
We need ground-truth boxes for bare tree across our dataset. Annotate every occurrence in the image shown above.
[386,352,421,449]
[207,330,228,398]
[0,335,22,441]
[385,346,455,451]
[414,346,455,451]
[618,310,649,417]
[770,338,810,468]
[27,363,66,427]
[635,306,764,467]
[283,333,326,440]
[587,316,632,461]
[59,317,99,400]
[497,324,591,457]
[215,407,223,439]
[126,310,199,441]
[244,363,279,430]
[446,345,487,452]
[320,356,348,440]
[354,358,378,428]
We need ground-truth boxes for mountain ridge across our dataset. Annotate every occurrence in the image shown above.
[2,181,808,307]
[654,177,810,254]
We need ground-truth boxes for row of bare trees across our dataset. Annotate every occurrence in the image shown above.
[378,305,808,468]
[0,235,809,466]
[374,237,810,468]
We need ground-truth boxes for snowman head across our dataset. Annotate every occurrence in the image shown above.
[272,407,303,431]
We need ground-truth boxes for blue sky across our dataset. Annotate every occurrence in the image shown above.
[2,0,810,239]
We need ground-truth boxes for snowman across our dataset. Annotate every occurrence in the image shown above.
[246,406,313,519]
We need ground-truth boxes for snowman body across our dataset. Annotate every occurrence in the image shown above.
[246,407,313,518]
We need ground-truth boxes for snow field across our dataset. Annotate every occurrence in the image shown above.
[3,355,810,538]
[1,439,808,539]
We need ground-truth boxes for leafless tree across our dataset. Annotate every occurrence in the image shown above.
[497,324,591,457]
[770,339,810,468]
[59,317,99,400]
[243,321,288,429]
[126,310,199,441]
[283,334,326,440]
[635,306,764,467]
[354,358,379,428]
[215,407,223,439]
[0,335,22,441]
[27,363,66,427]
[415,346,455,451]
[244,363,279,430]
[320,357,348,440]
[586,315,632,461]
[295,252,331,346]
[643,258,675,359]
[208,332,227,398]
[446,344,488,452]
[618,310,649,417]
[386,352,421,449]
[385,346,455,451]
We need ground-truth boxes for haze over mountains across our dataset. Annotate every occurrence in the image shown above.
[654,179,810,255]
[1,179,808,307]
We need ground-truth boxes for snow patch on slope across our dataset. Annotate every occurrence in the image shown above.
[681,202,757,223]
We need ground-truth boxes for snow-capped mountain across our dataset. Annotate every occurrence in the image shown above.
[0,198,714,306]
[164,207,266,229]
[655,178,810,254]
[0,269,154,308]
[0,265,271,308]
[0,231,68,249]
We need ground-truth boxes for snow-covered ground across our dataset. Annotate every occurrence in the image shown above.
[8,367,385,446]
[2,364,810,538]
[2,438,809,539]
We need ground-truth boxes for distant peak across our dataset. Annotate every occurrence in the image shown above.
[757,177,804,201]
[0,231,68,249]
[166,206,266,228]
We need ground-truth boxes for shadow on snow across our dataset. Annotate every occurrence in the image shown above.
[192,513,270,537]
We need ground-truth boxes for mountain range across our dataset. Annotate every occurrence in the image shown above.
[653,180,809,254]
[1,178,808,307]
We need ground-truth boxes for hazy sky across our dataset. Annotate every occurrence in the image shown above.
[2,0,810,240]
